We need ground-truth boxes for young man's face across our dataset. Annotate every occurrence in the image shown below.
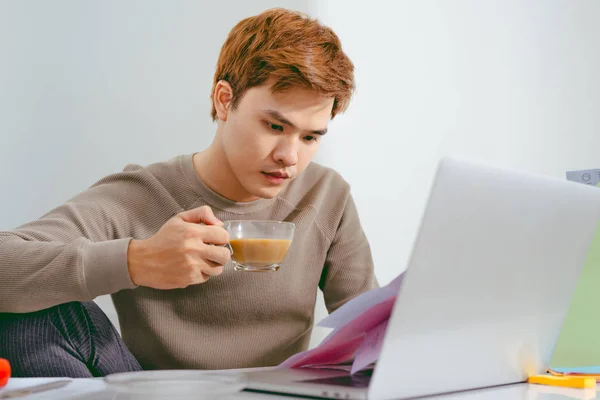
[217,82,333,201]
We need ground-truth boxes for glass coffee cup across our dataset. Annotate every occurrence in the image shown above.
[223,220,295,272]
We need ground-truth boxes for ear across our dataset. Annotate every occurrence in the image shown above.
[213,80,233,121]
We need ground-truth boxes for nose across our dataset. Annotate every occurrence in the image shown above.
[272,137,298,167]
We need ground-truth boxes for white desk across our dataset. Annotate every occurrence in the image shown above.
[2,376,597,399]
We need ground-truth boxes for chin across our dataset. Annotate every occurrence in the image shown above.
[251,186,284,199]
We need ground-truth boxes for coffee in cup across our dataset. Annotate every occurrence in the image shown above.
[223,220,295,272]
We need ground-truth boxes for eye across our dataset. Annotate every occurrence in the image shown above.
[303,135,318,142]
[265,121,284,132]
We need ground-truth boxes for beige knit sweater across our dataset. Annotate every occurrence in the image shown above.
[0,154,377,369]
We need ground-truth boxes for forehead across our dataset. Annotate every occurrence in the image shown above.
[239,84,334,123]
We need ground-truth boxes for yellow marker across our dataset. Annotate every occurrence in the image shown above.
[528,374,596,389]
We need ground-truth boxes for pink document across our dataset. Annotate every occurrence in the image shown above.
[278,332,364,369]
[321,296,396,345]
[351,318,389,374]
[278,272,403,373]
[279,294,397,371]
[318,274,403,330]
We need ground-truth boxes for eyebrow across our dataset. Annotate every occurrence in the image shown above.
[264,110,328,135]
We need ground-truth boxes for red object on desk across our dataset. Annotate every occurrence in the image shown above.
[0,358,10,387]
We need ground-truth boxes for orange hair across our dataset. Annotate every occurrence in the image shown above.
[210,8,355,120]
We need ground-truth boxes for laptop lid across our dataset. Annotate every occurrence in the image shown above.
[369,157,600,399]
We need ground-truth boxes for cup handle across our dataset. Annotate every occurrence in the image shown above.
[223,243,233,255]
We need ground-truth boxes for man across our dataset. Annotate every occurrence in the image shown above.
[0,8,377,377]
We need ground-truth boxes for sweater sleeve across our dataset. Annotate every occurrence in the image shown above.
[0,164,181,313]
[319,192,379,313]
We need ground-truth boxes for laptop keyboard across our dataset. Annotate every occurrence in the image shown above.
[300,369,373,388]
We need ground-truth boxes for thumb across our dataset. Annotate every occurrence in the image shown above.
[178,206,223,226]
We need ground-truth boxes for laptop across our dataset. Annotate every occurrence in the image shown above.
[244,156,600,400]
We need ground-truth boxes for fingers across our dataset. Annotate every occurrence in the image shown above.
[186,224,229,246]
[186,260,224,282]
[182,231,230,278]
[184,262,222,285]
[203,244,232,266]
[175,208,231,282]
[178,206,223,226]
[183,237,230,266]
[201,263,224,277]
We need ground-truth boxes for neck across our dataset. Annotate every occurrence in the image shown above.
[193,136,259,203]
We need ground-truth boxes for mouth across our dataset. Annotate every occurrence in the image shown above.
[261,171,290,185]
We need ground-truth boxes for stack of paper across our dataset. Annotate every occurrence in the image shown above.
[279,274,403,374]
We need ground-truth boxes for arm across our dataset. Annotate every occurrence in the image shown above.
[0,166,179,313]
[319,193,378,313]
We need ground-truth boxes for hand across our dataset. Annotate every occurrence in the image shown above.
[127,206,231,289]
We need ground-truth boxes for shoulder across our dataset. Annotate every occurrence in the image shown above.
[123,154,184,181]
[87,154,195,211]
[90,155,181,192]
